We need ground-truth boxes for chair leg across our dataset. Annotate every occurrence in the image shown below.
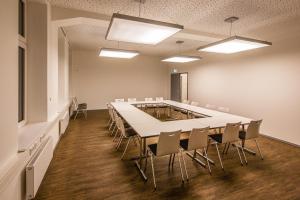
[235,143,244,166]
[181,150,189,181]
[144,150,148,172]
[116,136,123,150]
[222,143,228,154]
[240,141,248,164]
[177,153,185,183]
[150,153,157,189]
[203,147,212,174]
[121,138,131,160]
[113,130,119,142]
[74,111,79,120]
[109,121,114,131]
[215,143,224,170]
[172,153,176,168]
[255,139,264,160]
[107,118,112,127]
[168,154,172,168]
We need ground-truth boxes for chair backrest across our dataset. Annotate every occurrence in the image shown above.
[111,109,119,122]
[187,127,210,150]
[145,97,153,101]
[246,120,262,139]
[156,130,181,156]
[72,98,78,110]
[205,104,216,110]
[222,122,241,143]
[107,104,114,120]
[218,106,230,113]
[156,97,163,101]
[116,116,126,137]
[182,99,190,104]
[190,101,199,106]
[115,98,125,102]
[127,98,137,102]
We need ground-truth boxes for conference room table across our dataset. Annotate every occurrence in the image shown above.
[111,100,252,181]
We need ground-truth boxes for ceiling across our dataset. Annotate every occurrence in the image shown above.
[49,0,300,56]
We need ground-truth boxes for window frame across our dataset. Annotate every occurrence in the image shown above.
[18,0,27,127]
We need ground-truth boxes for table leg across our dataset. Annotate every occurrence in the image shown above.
[134,137,148,181]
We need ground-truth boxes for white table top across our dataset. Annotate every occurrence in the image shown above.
[111,100,252,138]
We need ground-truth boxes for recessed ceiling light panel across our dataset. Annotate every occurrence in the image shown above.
[162,56,201,63]
[198,36,272,54]
[105,13,184,45]
[99,48,139,59]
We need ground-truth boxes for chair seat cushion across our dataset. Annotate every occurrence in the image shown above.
[209,134,223,143]
[180,139,189,150]
[239,130,246,140]
[148,143,157,156]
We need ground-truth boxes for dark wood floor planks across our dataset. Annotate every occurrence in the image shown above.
[35,110,300,200]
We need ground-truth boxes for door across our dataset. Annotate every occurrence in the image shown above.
[171,73,188,102]
[171,73,181,102]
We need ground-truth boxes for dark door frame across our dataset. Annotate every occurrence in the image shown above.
[170,72,188,102]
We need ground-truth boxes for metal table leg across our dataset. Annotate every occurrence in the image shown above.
[134,137,148,181]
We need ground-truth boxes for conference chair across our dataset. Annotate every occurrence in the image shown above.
[73,97,87,120]
[127,98,137,103]
[115,116,138,159]
[154,97,167,118]
[180,127,211,177]
[173,99,189,119]
[145,130,186,189]
[239,120,264,160]
[209,122,246,169]
[115,98,125,102]
[144,97,155,113]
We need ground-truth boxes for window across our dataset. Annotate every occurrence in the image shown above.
[19,0,25,37]
[18,0,26,124]
[18,47,25,122]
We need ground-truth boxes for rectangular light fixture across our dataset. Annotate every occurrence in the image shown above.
[105,13,184,45]
[162,56,201,63]
[198,36,272,54]
[99,48,139,59]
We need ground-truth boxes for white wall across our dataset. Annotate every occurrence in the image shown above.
[58,28,70,110]
[0,0,18,174]
[72,50,170,109]
[170,18,300,145]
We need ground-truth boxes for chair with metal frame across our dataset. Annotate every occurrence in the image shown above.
[239,120,264,160]
[209,122,246,169]
[154,97,167,118]
[115,116,138,160]
[145,130,186,189]
[180,127,212,176]
[73,97,87,120]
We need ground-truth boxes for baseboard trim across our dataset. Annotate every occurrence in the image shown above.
[260,133,300,148]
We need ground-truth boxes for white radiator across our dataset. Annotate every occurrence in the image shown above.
[26,137,53,199]
[59,111,69,135]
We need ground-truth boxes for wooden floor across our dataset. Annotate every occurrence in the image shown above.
[35,110,300,200]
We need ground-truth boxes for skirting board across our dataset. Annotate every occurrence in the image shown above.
[260,134,300,148]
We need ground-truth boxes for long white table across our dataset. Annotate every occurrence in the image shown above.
[111,100,252,180]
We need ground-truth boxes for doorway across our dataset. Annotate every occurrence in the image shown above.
[170,72,188,102]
